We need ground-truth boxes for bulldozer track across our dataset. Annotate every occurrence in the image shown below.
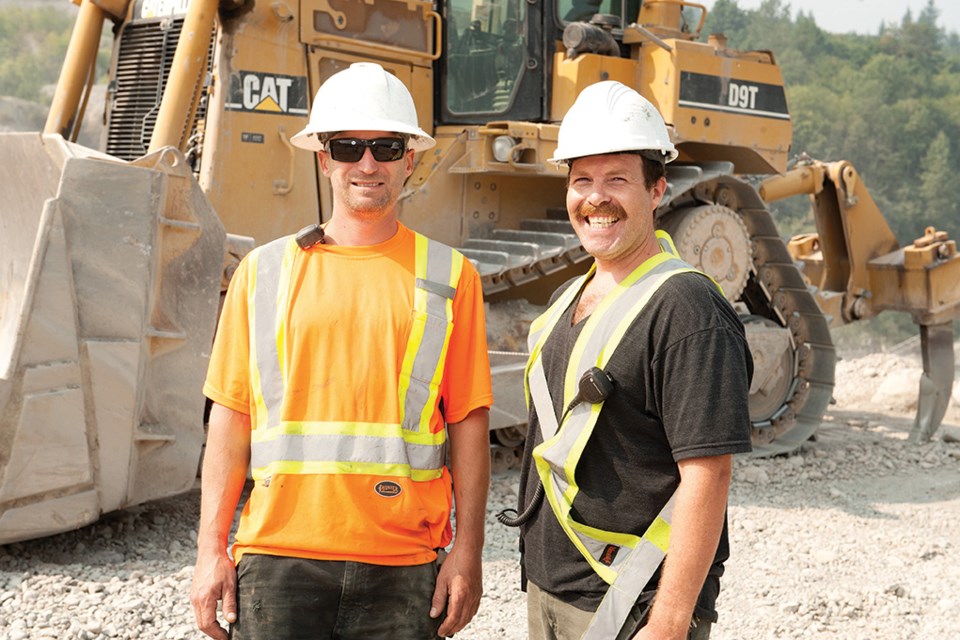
[466,162,737,295]
[738,202,837,456]
[465,165,837,457]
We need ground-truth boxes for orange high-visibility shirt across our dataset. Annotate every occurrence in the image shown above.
[204,223,493,565]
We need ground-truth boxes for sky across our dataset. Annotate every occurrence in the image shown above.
[699,0,960,35]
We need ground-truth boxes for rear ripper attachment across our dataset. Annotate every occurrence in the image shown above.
[763,159,960,444]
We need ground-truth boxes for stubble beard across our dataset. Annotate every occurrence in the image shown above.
[340,174,400,218]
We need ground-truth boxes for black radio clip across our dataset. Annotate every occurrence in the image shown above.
[578,367,615,405]
[296,224,325,249]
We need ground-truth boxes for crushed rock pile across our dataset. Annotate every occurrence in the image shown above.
[1,347,958,639]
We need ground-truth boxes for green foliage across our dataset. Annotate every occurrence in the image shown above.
[919,131,958,226]
[0,6,110,103]
[703,0,960,247]
[0,7,74,101]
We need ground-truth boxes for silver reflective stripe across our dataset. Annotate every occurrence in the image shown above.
[537,400,592,481]
[656,229,682,258]
[526,272,589,354]
[528,358,559,440]
[416,277,456,301]
[524,271,591,420]
[250,432,445,471]
[401,238,456,433]
[253,238,290,429]
[583,496,676,640]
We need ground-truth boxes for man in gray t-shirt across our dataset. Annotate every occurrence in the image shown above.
[508,81,753,640]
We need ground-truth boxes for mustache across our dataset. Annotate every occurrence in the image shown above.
[575,201,627,220]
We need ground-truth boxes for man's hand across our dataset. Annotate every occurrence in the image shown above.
[433,407,490,636]
[632,620,688,640]
[430,544,483,637]
[190,403,251,639]
[190,548,237,640]
[633,454,732,640]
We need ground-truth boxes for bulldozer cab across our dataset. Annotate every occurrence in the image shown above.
[441,0,540,121]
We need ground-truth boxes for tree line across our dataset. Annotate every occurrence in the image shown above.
[0,6,80,103]
[704,0,960,245]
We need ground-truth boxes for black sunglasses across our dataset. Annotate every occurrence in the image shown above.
[326,137,407,163]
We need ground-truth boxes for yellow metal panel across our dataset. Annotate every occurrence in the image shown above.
[199,0,319,245]
[300,0,438,66]
[640,40,792,174]
[551,52,641,122]
[869,245,960,323]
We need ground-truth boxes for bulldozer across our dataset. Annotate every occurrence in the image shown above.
[2,0,959,544]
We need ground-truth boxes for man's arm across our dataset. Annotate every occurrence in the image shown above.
[634,454,733,640]
[432,406,490,637]
[190,403,252,640]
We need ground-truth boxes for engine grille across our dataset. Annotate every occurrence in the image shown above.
[105,18,213,161]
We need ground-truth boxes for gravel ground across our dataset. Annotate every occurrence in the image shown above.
[1,348,959,639]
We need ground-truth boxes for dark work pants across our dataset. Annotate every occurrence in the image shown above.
[231,554,443,640]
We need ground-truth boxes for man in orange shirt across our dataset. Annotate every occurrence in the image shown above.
[190,62,493,640]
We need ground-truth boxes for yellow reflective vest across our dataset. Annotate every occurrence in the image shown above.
[245,231,462,483]
[526,232,719,638]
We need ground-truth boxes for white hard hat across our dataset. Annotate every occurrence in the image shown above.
[291,62,436,152]
[549,81,677,164]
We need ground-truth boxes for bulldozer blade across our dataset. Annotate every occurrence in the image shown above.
[0,134,225,544]
[909,322,955,443]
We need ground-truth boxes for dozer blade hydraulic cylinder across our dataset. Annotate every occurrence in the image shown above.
[910,322,956,443]
[0,134,225,544]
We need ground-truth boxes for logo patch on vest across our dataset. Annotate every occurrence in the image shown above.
[375,481,402,498]
[600,544,620,566]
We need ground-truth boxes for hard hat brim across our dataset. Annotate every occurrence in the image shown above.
[548,146,679,165]
[291,121,436,153]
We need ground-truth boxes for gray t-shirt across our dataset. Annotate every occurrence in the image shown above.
[518,271,754,619]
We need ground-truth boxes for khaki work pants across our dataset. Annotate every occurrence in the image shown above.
[526,581,712,640]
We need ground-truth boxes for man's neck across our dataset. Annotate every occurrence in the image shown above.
[593,238,661,283]
[574,240,662,323]
[322,211,399,247]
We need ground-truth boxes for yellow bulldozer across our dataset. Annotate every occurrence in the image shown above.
[2,0,959,544]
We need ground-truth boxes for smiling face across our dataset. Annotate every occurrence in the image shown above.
[318,130,415,222]
[566,153,667,274]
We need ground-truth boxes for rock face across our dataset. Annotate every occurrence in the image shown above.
[1,346,958,639]
[0,96,47,133]
[1,85,104,148]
